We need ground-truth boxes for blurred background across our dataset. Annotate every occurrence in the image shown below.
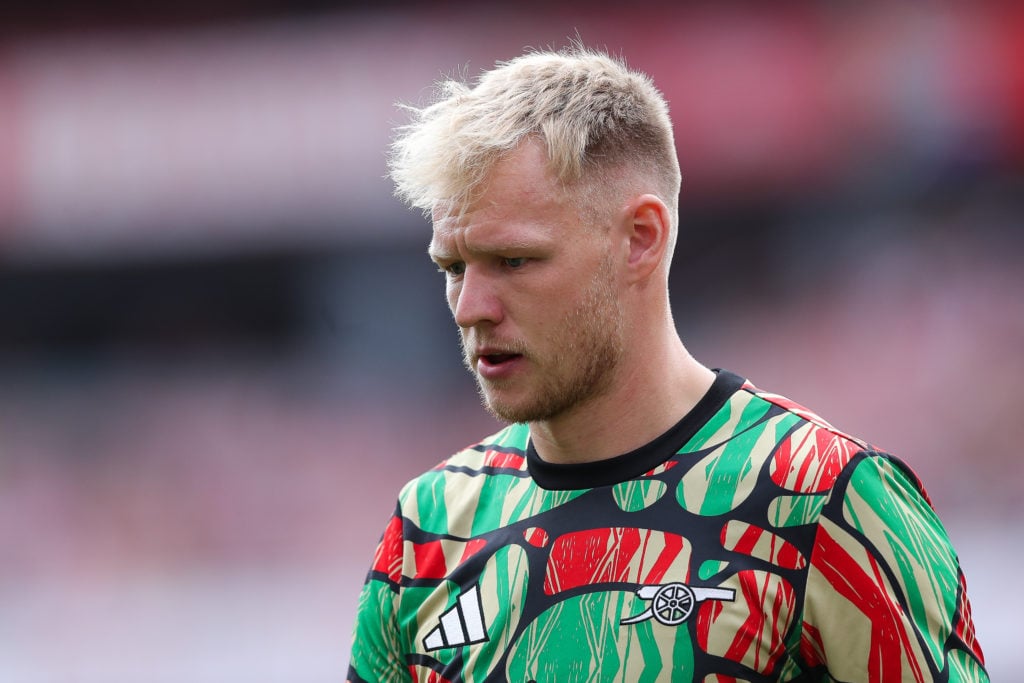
[0,1,1020,680]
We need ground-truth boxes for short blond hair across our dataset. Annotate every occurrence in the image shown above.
[389,46,681,230]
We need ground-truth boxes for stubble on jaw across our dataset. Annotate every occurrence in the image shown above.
[461,254,624,424]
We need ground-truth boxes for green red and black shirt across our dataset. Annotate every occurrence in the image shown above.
[347,370,987,682]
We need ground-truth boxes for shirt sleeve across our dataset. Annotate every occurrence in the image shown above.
[800,452,988,682]
[347,507,410,683]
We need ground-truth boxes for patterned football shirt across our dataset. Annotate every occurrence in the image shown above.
[347,370,987,682]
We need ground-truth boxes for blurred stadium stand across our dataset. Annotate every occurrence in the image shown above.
[0,2,1020,680]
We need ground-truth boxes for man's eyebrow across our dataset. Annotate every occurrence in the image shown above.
[482,237,540,251]
[426,243,451,263]
[427,234,547,262]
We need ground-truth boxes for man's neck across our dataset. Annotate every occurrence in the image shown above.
[527,345,715,465]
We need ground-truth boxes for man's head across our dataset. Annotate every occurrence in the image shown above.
[389,45,681,255]
[393,46,682,424]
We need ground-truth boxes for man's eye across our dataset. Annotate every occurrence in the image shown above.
[503,257,527,269]
[442,262,465,276]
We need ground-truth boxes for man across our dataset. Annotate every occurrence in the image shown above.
[347,46,987,682]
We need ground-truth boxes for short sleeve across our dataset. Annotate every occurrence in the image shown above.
[800,453,988,681]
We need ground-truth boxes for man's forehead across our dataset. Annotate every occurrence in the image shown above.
[426,229,449,259]
[428,209,461,248]
[427,210,467,259]
[428,207,560,260]
[430,199,459,224]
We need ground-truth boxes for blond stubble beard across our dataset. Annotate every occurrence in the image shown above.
[461,255,625,424]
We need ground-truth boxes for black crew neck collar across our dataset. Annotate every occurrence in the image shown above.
[526,369,745,490]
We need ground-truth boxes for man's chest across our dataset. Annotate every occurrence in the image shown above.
[396,491,814,682]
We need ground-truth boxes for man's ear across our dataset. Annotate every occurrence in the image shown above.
[622,194,671,283]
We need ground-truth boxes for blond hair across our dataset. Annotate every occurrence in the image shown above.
[389,46,681,231]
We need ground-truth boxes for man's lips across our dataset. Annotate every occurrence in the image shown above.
[473,348,525,377]
[479,352,521,365]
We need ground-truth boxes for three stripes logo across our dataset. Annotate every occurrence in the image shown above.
[423,584,489,651]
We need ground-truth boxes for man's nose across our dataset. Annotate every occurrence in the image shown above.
[452,268,503,328]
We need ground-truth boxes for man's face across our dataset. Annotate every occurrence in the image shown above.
[429,142,626,423]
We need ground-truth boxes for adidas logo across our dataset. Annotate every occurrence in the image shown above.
[423,584,489,651]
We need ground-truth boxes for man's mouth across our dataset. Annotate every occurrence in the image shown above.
[480,353,522,366]
[467,338,527,376]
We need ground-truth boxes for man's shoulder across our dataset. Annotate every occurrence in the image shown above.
[732,377,875,494]
[740,378,870,450]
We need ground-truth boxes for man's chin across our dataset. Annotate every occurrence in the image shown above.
[479,389,541,424]
[485,405,537,424]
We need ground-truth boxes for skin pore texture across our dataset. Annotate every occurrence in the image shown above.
[429,139,715,465]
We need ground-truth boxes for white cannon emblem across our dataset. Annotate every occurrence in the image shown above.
[621,582,736,626]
